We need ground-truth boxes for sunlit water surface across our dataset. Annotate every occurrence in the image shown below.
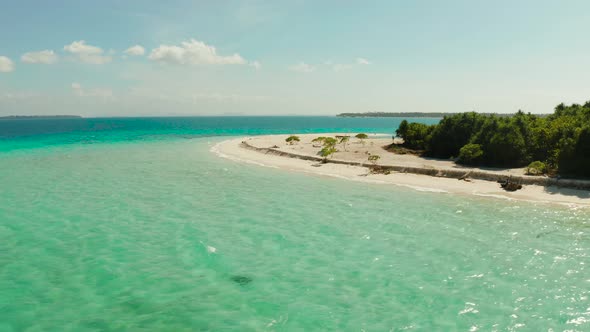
[0,117,588,331]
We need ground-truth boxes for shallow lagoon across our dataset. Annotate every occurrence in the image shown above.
[0,117,588,330]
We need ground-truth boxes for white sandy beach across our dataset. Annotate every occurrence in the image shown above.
[212,133,590,207]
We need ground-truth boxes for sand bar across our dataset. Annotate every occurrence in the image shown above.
[212,134,590,207]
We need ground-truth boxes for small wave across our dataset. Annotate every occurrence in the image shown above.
[210,140,278,169]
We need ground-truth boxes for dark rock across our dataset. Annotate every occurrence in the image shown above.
[501,181,523,191]
[231,275,253,285]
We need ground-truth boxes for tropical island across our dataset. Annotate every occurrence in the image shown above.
[215,101,590,206]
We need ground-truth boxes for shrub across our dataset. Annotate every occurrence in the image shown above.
[320,146,337,158]
[525,161,547,175]
[457,143,484,165]
[322,137,338,147]
[285,135,300,145]
[312,136,327,143]
[368,154,381,165]
[355,133,368,146]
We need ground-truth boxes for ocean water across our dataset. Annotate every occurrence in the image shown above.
[0,117,589,331]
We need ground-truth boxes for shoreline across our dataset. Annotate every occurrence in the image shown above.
[212,134,590,207]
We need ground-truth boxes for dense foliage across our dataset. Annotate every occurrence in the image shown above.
[525,161,547,175]
[395,103,590,177]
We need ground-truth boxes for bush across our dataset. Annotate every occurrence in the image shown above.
[368,154,380,165]
[355,133,368,139]
[285,135,300,145]
[525,161,547,175]
[457,144,484,165]
[322,137,338,147]
[320,146,337,158]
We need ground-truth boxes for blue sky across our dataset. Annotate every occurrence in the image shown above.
[1,0,590,116]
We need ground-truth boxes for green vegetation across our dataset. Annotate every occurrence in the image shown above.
[368,154,381,165]
[322,137,338,147]
[320,146,337,158]
[285,135,300,145]
[355,133,368,146]
[312,136,327,143]
[458,144,484,165]
[338,135,350,151]
[395,103,590,177]
[315,136,338,158]
[526,161,548,176]
[395,120,432,150]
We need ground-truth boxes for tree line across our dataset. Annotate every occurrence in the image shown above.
[337,112,546,118]
[395,102,590,177]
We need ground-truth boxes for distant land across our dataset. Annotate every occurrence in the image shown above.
[337,112,549,118]
[0,115,82,120]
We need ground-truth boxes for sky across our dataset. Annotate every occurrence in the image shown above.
[1,0,590,117]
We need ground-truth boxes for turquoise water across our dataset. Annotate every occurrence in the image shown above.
[1,117,589,331]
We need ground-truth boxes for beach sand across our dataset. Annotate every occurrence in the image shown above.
[213,134,590,207]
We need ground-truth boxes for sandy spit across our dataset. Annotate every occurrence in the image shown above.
[211,134,590,208]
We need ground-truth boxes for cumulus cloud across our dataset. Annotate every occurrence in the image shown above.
[148,39,246,65]
[21,50,58,64]
[71,82,113,98]
[124,45,145,56]
[289,62,315,73]
[0,56,15,72]
[64,40,112,64]
[356,57,370,65]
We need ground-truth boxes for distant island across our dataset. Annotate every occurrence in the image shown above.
[0,115,82,120]
[337,112,549,118]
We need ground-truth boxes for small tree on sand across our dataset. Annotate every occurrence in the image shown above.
[355,133,368,146]
[312,137,327,147]
[339,136,350,151]
[320,146,337,162]
[322,137,338,147]
[286,135,300,145]
[320,146,337,157]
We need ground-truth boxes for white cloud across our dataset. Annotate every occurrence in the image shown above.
[148,39,246,65]
[289,62,315,73]
[71,82,113,98]
[124,45,145,56]
[0,56,15,72]
[64,40,112,64]
[356,57,370,65]
[21,50,58,64]
[250,61,261,69]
